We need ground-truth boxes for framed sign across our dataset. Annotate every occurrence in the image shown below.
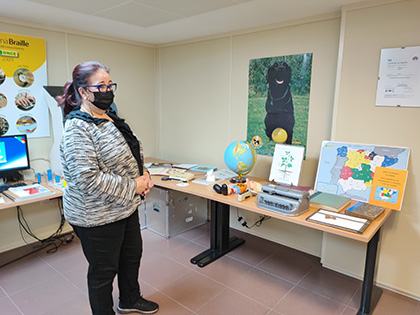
[375,46,420,107]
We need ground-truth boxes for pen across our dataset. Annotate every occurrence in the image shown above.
[161,176,187,183]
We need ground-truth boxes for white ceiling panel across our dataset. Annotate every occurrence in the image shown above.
[1,0,378,44]
[132,0,246,17]
[27,0,128,15]
[95,2,181,28]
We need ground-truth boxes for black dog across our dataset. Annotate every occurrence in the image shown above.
[264,61,294,144]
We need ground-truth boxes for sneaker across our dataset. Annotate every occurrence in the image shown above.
[117,296,159,314]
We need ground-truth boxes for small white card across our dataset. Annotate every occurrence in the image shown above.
[269,144,305,186]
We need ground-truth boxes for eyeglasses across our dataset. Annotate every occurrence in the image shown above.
[86,83,117,93]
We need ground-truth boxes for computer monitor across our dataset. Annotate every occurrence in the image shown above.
[0,134,30,181]
[43,85,64,98]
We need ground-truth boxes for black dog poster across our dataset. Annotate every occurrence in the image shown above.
[247,53,312,156]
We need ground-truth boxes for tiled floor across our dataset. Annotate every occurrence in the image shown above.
[0,222,419,315]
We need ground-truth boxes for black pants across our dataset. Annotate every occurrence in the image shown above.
[72,210,143,315]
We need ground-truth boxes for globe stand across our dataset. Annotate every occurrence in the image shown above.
[230,175,247,184]
[224,140,257,185]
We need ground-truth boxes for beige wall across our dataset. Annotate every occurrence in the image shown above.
[157,15,342,256]
[0,21,156,252]
[156,0,420,299]
[157,37,232,166]
[325,0,420,298]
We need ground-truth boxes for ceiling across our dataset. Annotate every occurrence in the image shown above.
[1,0,372,45]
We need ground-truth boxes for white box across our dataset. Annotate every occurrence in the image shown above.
[145,186,208,238]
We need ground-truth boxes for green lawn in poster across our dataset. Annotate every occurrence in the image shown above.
[247,94,309,156]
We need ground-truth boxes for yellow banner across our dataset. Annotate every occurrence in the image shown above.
[0,32,46,76]
[0,32,49,138]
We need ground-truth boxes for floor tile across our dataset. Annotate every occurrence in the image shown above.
[139,251,191,290]
[228,267,294,308]
[61,263,89,295]
[0,224,419,315]
[43,293,91,315]
[298,265,360,304]
[0,255,59,296]
[369,289,420,315]
[349,284,387,310]
[196,254,253,286]
[274,285,347,315]
[142,289,196,315]
[112,281,195,315]
[161,270,225,311]
[8,274,86,314]
[142,229,191,255]
[197,287,270,315]
[257,245,319,284]
[224,232,283,267]
[343,306,359,315]
[177,223,210,242]
[38,239,87,275]
[0,295,21,314]
[167,240,208,268]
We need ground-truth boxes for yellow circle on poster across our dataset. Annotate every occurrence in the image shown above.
[272,128,288,143]
[251,135,262,148]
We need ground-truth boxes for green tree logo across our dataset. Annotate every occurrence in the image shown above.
[280,151,294,177]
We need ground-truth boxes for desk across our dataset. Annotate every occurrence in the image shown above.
[0,179,64,267]
[146,157,392,315]
[0,180,63,210]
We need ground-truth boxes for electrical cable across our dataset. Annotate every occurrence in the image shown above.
[1,197,71,268]
[236,208,271,229]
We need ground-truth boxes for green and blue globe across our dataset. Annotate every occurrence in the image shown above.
[224,140,257,182]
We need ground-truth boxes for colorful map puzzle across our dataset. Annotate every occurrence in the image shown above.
[315,141,409,202]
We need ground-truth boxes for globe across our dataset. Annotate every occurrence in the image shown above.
[224,140,257,183]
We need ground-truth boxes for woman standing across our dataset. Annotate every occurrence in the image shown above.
[57,61,158,315]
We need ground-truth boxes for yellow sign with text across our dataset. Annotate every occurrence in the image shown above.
[0,32,46,76]
[0,32,49,138]
[369,166,408,211]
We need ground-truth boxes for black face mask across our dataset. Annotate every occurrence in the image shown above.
[90,91,114,110]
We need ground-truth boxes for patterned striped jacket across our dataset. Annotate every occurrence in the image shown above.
[59,110,144,227]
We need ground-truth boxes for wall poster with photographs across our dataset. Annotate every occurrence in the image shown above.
[0,32,49,138]
[247,53,312,156]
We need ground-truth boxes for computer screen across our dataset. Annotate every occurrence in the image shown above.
[0,134,30,178]
[43,85,64,98]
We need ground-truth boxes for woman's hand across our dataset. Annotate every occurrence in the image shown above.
[15,92,35,107]
[134,172,154,196]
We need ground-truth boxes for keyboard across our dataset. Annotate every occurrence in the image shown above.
[0,182,28,194]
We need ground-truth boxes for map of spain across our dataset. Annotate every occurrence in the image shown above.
[315,142,409,201]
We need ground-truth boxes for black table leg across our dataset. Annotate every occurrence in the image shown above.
[190,200,245,267]
[358,228,383,315]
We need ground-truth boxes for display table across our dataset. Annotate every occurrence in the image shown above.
[146,157,392,315]
[0,179,63,210]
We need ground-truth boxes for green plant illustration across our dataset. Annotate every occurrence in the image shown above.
[280,151,294,177]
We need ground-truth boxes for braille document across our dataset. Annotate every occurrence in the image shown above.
[306,209,370,234]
